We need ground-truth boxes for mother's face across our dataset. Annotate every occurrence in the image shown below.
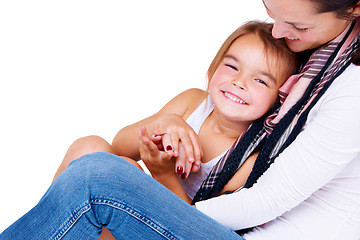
[263,0,352,52]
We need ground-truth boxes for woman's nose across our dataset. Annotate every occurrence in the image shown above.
[272,20,290,39]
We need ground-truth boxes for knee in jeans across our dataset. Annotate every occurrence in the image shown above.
[62,135,114,169]
[63,135,114,166]
[53,136,115,182]
[69,153,136,184]
[71,135,113,154]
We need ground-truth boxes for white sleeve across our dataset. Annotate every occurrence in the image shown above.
[195,64,360,230]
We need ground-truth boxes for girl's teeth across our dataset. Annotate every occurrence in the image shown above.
[224,92,245,104]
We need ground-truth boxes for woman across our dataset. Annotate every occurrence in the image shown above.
[1,0,360,239]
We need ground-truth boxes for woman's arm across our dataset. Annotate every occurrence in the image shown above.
[218,151,258,196]
[196,65,360,230]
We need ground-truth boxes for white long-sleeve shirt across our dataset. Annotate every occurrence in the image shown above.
[196,63,360,240]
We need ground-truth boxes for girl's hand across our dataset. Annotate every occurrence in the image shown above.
[149,132,201,179]
[138,126,175,178]
[175,141,201,179]
[155,113,203,167]
[139,126,193,204]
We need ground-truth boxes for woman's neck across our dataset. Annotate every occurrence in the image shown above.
[297,49,316,70]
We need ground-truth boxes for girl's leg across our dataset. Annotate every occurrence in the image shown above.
[0,152,243,240]
[52,135,118,240]
[52,136,142,240]
[52,135,114,181]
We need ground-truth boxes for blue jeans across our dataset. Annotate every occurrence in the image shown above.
[0,152,243,239]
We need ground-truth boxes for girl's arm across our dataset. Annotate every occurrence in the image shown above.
[111,88,207,161]
[138,126,192,204]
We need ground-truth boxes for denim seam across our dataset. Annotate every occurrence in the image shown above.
[91,198,179,240]
[51,201,92,240]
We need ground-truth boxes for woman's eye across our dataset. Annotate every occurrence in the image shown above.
[225,64,238,71]
[255,79,268,86]
[293,26,308,32]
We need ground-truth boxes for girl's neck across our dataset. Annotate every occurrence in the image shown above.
[206,110,251,139]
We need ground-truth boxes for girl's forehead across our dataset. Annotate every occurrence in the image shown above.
[229,33,292,86]
[227,34,268,62]
[228,34,283,83]
[230,33,265,51]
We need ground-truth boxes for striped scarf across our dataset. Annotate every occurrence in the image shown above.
[192,21,360,204]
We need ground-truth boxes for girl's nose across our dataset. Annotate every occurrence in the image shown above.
[232,77,247,90]
[272,20,290,39]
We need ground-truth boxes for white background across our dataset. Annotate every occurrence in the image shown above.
[0,0,267,232]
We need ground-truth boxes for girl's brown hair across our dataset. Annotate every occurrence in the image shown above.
[207,21,298,87]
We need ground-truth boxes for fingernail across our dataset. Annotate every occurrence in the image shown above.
[181,172,187,179]
[166,145,172,151]
[176,166,183,175]
[195,160,201,165]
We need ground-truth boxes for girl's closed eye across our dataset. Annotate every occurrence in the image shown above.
[225,64,238,71]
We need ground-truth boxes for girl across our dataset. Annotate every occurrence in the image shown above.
[136,21,298,203]
[1,21,298,239]
[53,20,297,202]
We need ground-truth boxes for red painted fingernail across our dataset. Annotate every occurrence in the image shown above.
[176,166,183,175]
[181,173,187,179]
[166,145,172,151]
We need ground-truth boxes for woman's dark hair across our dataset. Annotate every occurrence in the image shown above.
[311,0,359,19]
[310,0,360,65]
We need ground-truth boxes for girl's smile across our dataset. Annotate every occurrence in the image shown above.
[223,91,247,105]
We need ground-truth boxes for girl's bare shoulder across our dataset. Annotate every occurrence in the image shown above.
[179,88,208,119]
[156,88,207,119]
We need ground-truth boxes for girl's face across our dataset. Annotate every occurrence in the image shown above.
[209,33,284,126]
[263,0,352,52]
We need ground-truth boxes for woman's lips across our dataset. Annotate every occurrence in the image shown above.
[286,36,299,41]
